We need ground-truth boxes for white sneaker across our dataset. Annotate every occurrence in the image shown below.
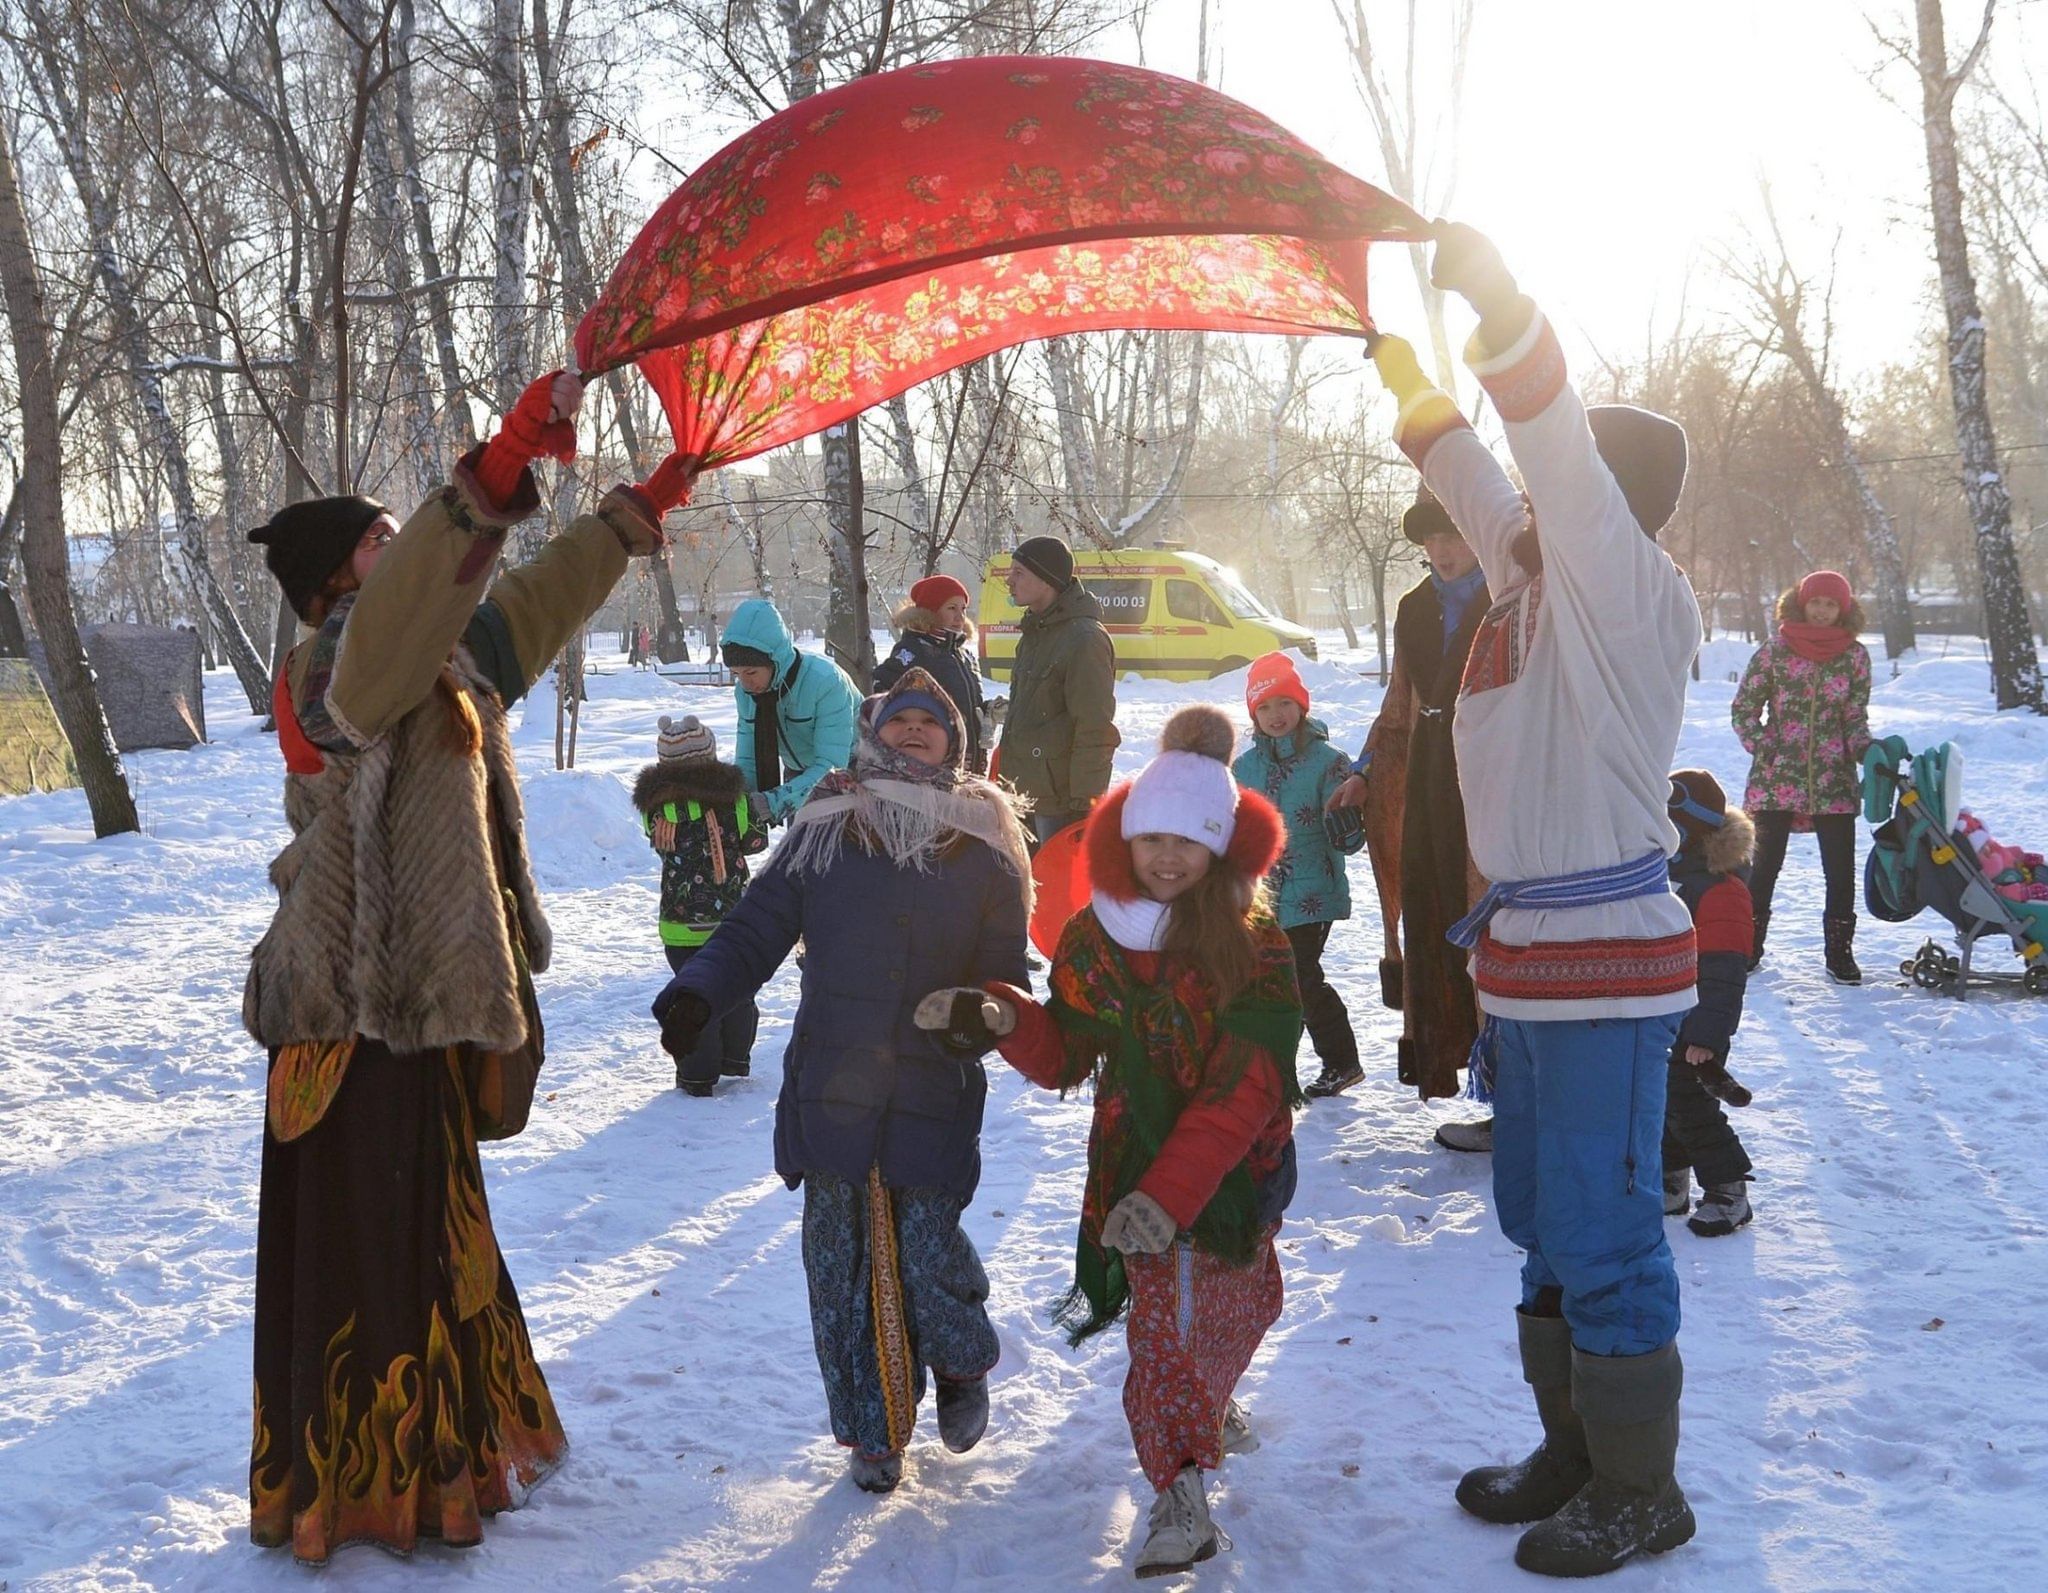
[1220,1398,1259,1456]
[1134,1465,1220,1579]
[1434,1117,1494,1154]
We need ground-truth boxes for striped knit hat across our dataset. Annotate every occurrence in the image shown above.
[658,714,716,763]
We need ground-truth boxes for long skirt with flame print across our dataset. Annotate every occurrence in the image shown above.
[250,1039,566,1562]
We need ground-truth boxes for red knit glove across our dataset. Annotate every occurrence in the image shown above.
[471,371,581,509]
[611,453,695,550]
[637,453,695,514]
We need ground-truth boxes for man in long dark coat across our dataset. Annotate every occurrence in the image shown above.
[1330,493,1493,1146]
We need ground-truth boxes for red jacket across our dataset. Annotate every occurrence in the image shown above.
[987,958,1285,1230]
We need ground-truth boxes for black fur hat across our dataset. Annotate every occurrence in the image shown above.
[248,495,386,620]
[1403,490,1458,546]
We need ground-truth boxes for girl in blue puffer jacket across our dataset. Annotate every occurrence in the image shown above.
[652,668,1032,1495]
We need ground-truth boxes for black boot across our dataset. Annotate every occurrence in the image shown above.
[1379,957,1404,1011]
[1747,906,1770,972]
[1515,1342,1696,1577]
[1456,1310,1591,1525]
[1824,915,1862,985]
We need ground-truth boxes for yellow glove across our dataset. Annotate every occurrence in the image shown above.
[1367,331,1433,407]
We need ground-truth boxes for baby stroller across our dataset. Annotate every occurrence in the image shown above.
[1860,736,2048,999]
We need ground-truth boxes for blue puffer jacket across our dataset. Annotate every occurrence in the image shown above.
[659,837,1030,1199]
[723,599,864,821]
[1233,716,1362,928]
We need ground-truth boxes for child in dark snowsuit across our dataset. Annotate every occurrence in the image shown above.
[1664,770,1758,1237]
[633,714,767,1094]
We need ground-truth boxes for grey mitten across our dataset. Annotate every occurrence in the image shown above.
[913,986,1014,1053]
[1099,1191,1177,1255]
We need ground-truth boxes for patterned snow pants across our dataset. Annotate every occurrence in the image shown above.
[800,1169,1000,1457]
[1121,1229,1284,1491]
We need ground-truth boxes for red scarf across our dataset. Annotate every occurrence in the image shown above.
[1778,622,1855,663]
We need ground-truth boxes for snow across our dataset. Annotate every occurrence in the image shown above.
[3,636,2046,1591]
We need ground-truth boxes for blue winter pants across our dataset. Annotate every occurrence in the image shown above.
[1491,1015,1681,1357]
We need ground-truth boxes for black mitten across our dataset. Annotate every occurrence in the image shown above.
[658,992,711,1062]
[1695,1056,1753,1108]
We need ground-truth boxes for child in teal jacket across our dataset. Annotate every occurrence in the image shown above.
[1233,652,1366,1097]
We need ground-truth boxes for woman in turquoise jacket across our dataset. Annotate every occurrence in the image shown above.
[720,599,865,822]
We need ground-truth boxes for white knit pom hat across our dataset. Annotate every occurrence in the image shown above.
[1120,705,1240,855]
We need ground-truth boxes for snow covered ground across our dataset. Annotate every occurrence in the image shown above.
[3,630,2045,1591]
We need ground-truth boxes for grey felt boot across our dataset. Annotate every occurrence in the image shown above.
[1456,1310,1591,1525]
[1514,1342,1696,1577]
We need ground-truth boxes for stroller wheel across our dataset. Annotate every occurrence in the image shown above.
[1909,948,1949,990]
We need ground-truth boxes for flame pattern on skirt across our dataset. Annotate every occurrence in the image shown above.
[250,1039,565,1563]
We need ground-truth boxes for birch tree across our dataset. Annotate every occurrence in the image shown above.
[1907,0,2041,707]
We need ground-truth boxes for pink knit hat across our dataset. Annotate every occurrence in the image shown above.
[1797,570,1854,612]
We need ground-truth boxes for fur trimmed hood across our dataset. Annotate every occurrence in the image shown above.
[890,602,976,642]
[1774,584,1866,635]
[1697,804,1756,874]
[632,758,750,815]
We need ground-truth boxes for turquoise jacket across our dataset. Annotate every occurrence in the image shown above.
[1233,716,1363,929]
[723,599,864,821]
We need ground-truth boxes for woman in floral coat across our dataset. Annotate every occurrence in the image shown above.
[1730,569,1872,982]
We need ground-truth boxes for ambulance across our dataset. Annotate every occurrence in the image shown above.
[978,548,1317,682]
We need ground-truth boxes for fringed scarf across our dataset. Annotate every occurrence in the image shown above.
[777,670,1033,893]
[1045,907,1304,1345]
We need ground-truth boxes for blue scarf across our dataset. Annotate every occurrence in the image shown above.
[1433,564,1488,648]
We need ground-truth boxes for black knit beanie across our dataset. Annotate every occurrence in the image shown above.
[247,495,386,620]
[1012,534,1074,590]
[1403,491,1458,547]
[720,640,775,670]
[1587,406,1688,540]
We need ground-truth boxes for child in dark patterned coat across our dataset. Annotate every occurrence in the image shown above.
[1232,651,1366,1098]
[632,714,767,1094]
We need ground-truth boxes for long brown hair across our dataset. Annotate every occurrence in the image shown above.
[1162,861,1270,1007]
[1776,584,1865,634]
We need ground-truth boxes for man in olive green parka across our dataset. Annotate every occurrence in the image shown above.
[997,535,1119,844]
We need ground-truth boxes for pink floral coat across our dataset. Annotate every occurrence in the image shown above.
[1731,635,1873,821]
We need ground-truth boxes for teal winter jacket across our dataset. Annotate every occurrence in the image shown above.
[1233,716,1363,928]
[723,599,864,821]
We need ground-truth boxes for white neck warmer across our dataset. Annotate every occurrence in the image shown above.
[1092,889,1169,953]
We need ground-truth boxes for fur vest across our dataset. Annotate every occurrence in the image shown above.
[243,649,550,1053]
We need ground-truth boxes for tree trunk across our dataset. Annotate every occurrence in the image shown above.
[1916,0,2043,708]
[0,116,137,834]
[821,420,876,677]
[783,0,872,667]
[24,15,270,713]
[1330,564,1361,650]
[487,0,531,416]
[1775,328,1916,657]
[395,0,475,455]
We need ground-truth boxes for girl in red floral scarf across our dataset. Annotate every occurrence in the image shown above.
[918,705,1300,1578]
[1731,569,1873,982]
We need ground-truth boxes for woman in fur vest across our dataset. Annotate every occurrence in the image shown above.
[1730,570,1873,982]
[875,574,988,773]
[652,668,1031,1495]
[242,371,668,1562]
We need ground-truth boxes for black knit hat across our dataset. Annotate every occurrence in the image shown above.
[720,639,775,669]
[1403,490,1458,546]
[1012,534,1074,590]
[247,495,386,620]
[1588,406,1688,540]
